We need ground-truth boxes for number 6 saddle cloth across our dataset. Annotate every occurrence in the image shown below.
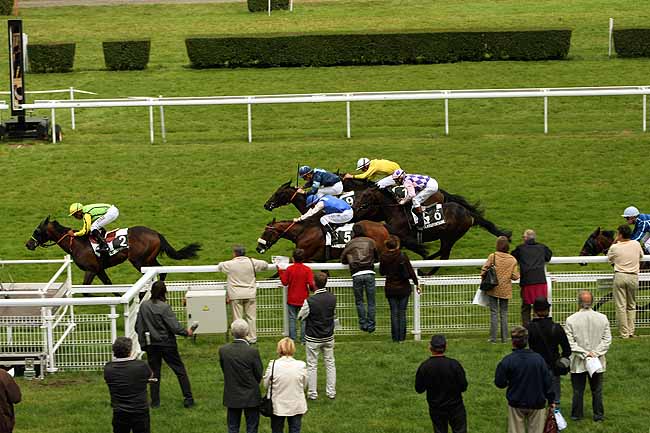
[89,228,129,257]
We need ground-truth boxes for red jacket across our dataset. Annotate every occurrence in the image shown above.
[279,262,315,306]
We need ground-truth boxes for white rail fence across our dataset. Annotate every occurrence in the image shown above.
[1,256,649,373]
[18,85,650,144]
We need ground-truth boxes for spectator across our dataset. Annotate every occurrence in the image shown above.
[564,290,612,422]
[0,367,21,433]
[526,297,571,411]
[379,235,419,343]
[481,236,520,343]
[278,249,315,343]
[263,338,308,433]
[298,271,336,400]
[415,335,468,433]
[217,245,269,343]
[607,224,644,338]
[219,319,264,433]
[495,326,554,433]
[511,229,552,326]
[340,223,379,333]
[135,281,194,408]
[103,336,152,433]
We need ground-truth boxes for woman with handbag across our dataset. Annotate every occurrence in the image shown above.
[263,337,307,433]
[379,235,420,343]
[481,236,520,343]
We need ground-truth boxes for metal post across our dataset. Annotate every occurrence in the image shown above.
[282,285,289,337]
[268,0,271,16]
[247,102,252,143]
[346,99,351,139]
[444,98,449,136]
[44,307,57,372]
[65,255,72,293]
[148,101,154,144]
[412,286,421,341]
[109,305,118,343]
[643,94,647,132]
[290,0,293,11]
[608,18,614,58]
[51,108,56,143]
[544,92,549,135]
[159,95,166,143]
[69,87,76,130]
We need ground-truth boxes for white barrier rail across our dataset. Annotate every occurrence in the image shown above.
[18,85,650,143]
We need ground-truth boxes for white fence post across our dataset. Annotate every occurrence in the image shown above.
[346,98,351,139]
[444,96,449,136]
[51,108,56,144]
[290,0,293,12]
[247,101,253,143]
[148,100,154,144]
[69,87,76,130]
[643,94,647,132]
[412,286,421,341]
[268,0,271,16]
[282,285,289,337]
[65,255,72,292]
[608,18,614,58]
[159,95,166,143]
[44,307,57,372]
[109,305,118,343]
[543,89,549,134]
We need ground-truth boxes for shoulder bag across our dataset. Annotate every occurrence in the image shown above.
[479,253,499,291]
[259,360,275,417]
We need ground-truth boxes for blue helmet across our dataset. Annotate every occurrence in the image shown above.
[306,194,321,208]
[298,165,313,178]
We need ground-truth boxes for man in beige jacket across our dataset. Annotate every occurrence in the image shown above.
[607,224,644,338]
[217,245,269,343]
[564,290,612,422]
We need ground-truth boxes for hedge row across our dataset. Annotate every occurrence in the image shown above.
[613,29,650,57]
[247,0,289,12]
[103,40,151,70]
[0,0,13,15]
[29,43,76,73]
[185,30,572,69]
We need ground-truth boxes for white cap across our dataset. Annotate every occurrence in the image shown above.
[622,206,640,218]
[356,157,370,171]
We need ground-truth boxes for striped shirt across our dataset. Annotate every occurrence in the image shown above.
[403,174,431,197]
[631,213,650,242]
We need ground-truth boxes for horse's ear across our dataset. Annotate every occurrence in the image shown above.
[272,217,276,224]
[282,180,292,188]
[43,215,50,225]
[593,227,601,237]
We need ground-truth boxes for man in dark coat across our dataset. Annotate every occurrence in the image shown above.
[0,367,21,433]
[219,319,264,433]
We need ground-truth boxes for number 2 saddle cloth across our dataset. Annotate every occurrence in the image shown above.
[89,228,129,257]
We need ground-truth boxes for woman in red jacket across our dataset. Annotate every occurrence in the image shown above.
[278,249,316,343]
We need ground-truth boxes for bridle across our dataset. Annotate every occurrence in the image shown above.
[31,229,73,249]
[267,188,301,210]
[257,222,299,250]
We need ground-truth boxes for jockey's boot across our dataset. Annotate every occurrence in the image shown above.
[324,223,340,244]
[414,207,425,230]
[92,229,109,253]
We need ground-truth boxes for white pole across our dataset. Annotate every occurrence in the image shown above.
[644,94,647,132]
[44,307,57,372]
[290,0,293,11]
[159,95,166,143]
[444,98,449,136]
[412,286,421,341]
[608,18,614,58]
[148,101,154,144]
[109,305,118,342]
[346,99,351,139]
[544,95,548,134]
[69,87,76,131]
[51,109,56,144]
[282,285,289,337]
[268,0,271,16]
[247,102,252,143]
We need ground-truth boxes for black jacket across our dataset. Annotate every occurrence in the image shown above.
[135,299,188,348]
[341,236,378,275]
[415,355,467,411]
[495,348,554,409]
[304,289,336,343]
[218,340,264,409]
[379,249,418,298]
[526,317,571,375]
[511,240,552,286]
[103,359,151,413]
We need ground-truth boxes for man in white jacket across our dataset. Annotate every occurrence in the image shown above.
[564,290,612,423]
[217,245,268,343]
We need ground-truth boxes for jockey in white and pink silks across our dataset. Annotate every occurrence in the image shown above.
[392,169,439,228]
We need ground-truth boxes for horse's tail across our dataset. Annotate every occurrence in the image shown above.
[472,213,512,239]
[158,234,201,260]
[440,189,484,217]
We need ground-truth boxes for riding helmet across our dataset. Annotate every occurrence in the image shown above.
[622,206,640,218]
[69,202,84,215]
[298,165,313,178]
[356,157,370,171]
[392,169,405,180]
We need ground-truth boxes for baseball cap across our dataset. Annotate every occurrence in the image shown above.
[533,296,551,312]
[430,334,447,349]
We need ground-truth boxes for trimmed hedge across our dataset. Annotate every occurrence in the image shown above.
[28,43,76,73]
[247,0,289,13]
[613,29,650,57]
[103,40,151,71]
[186,30,572,69]
[0,0,14,15]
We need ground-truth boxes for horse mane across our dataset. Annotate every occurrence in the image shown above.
[49,219,71,232]
[601,230,615,240]
[341,177,375,189]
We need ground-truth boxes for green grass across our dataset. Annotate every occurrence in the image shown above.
[13,335,650,433]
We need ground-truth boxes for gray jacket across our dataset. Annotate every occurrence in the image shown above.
[341,236,378,275]
[135,299,187,348]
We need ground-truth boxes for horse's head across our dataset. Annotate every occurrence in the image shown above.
[579,227,614,259]
[256,218,283,254]
[25,216,52,250]
[264,180,296,211]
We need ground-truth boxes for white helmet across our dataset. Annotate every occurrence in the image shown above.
[356,157,370,171]
[622,206,640,218]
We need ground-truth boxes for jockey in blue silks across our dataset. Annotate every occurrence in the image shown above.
[297,165,344,197]
[294,194,353,243]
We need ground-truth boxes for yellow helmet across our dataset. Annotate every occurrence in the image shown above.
[69,202,83,215]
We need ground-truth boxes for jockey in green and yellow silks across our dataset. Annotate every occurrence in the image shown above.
[69,202,120,252]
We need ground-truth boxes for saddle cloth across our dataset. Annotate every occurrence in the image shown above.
[411,203,445,229]
[325,223,354,248]
[89,228,129,257]
[338,191,355,207]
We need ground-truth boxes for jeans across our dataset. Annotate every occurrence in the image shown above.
[429,405,467,433]
[271,414,302,433]
[227,407,260,433]
[306,339,336,399]
[352,273,376,332]
[387,295,409,342]
[112,410,150,433]
[145,345,193,406]
[551,374,561,405]
[488,296,508,342]
[571,372,604,421]
[287,304,305,343]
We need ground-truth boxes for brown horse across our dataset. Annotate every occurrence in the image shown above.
[25,216,201,285]
[256,218,389,262]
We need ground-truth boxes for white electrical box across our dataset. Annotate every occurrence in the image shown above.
[185,289,228,334]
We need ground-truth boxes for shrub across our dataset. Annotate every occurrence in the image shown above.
[28,43,76,73]
[247,0,289,13]
[0,0,14,15]
[186,30,572,69]
[102,40,151,71]
[613,29,650,57]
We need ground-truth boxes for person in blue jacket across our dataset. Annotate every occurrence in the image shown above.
[294,194,353,243]
[297,166,344,197]
[622,206,650,253]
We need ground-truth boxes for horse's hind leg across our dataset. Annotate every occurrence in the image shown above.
[593,292,613,311]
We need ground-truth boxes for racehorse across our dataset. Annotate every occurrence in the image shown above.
[256,219,389,262]
[25,216,201,285]
[352,187,511,269]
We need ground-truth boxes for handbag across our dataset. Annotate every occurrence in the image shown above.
[479,254,498,291]
[259,360,275,417]
[543,407,559,433]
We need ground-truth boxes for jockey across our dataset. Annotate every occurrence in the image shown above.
[293,194,353,243]
[622,206,650,253]
[69,202,120,253]
[343,157,401,189]
[392,169,439,229]
[297,165,343,196]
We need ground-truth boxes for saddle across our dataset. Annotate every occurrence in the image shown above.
[89,228,129,257]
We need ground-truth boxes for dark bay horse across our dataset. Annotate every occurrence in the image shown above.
[256,219,389,262]
[352,187,511,269]
[25,216,201,285]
